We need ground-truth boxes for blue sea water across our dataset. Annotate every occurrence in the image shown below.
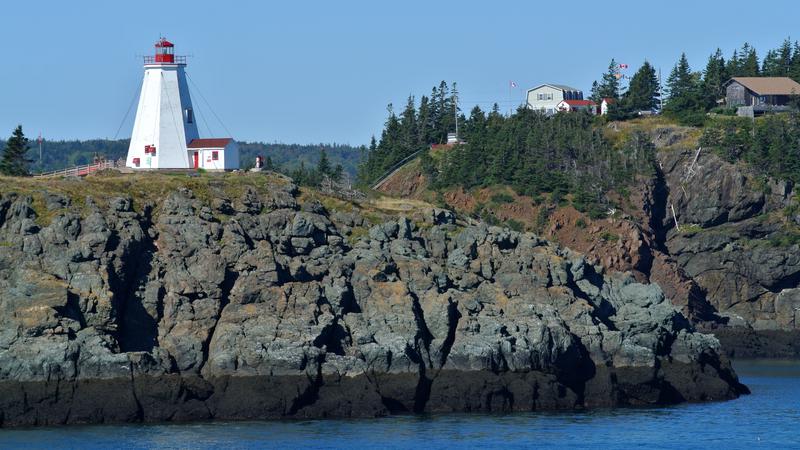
[1,360,798,449]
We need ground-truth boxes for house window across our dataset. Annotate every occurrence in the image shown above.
[185,107,194,124]
[212,151,219,161]
[538,93,544,100]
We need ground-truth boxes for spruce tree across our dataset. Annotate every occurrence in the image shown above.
[597,59,621,100]
[739,43,760,76]
[702,49,729,109]
[317,148,331,177]
[726,49,741,76]
[790,42,800,83]
[589,81,600,103]
[762,49,779,76]
[624,61,660,112]
[0,125,31,176]
[664,53,703,124]
[778,38,793,76]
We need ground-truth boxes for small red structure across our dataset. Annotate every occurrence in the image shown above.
[154,38,174,63]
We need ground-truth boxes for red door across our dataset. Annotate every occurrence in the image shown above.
[193,152,199,168]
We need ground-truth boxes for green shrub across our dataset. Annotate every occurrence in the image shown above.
[490,192,515,205]
[533,207,551,234]
[505,219,524,232]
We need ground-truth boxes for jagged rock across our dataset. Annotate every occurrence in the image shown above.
[659,149,800,337]
[0,177,747,427]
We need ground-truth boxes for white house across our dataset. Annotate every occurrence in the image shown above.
[556,99,597,114]
[187,138,240,170]
[526,84,584,114]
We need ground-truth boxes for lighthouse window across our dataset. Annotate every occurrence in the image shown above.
[185,107,194,124]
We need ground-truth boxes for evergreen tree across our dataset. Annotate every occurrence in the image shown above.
[589,80,600,103]
[726,49,741,77]
[702,49,729,109]
[417,95,432,146]
[597,59,621,100]
[790,42,800,82]
[778,38,794,75]
[762,49,782,76]
[664,53,703,124]
[399,95,418,150]
[739,42,760,76]
[623,61,660,112]
[0,125,31,176]
[317,148,331,176]
[332,164,344,182]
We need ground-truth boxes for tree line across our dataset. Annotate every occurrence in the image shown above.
[426,106,655,217]
[357,82,658,217]
[356,81,461,185]
[701,114,800,184]
[590,38,800,125]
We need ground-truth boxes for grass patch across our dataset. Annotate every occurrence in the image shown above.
[680,224,704,235]
[0,171,292,221]
[599,231,619,242]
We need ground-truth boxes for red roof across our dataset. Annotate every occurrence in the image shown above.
[155,38,174,48]
[188,138,233,149]
[562,100,595,106]
[602,98,615,104]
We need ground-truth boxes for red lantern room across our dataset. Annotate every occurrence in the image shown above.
[154,37,175,63]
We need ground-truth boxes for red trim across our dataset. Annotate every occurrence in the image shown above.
[192,152,199,169]
[562,100,595,106]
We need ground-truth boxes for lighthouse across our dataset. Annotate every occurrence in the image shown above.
[126,38,239,170]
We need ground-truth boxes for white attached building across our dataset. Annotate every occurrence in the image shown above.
[187,138,240,170]
[526,84,584,115]
[600,98,614,116]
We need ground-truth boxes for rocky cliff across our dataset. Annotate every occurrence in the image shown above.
[0,172,746,427]
[377,123,800,359]
[656,146,800,357]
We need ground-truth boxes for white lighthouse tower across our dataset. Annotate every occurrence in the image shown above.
[126,38,199,169]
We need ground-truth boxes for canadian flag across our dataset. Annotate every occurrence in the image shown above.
[510,81,518,88]
[619,63,629,69]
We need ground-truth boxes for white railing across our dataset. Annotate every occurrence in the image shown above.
[33,159,119,179]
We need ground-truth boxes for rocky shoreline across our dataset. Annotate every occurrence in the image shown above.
[0,173,748,427]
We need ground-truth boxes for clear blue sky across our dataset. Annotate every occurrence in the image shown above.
[3,0,800,146]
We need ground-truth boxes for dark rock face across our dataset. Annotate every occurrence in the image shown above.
[608,143,800,359]
[656,149,800,348]
[0,178,747,427]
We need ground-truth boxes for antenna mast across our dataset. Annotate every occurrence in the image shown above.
[454,90,458,138]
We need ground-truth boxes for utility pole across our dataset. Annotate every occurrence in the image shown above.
[38,133,43,166]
